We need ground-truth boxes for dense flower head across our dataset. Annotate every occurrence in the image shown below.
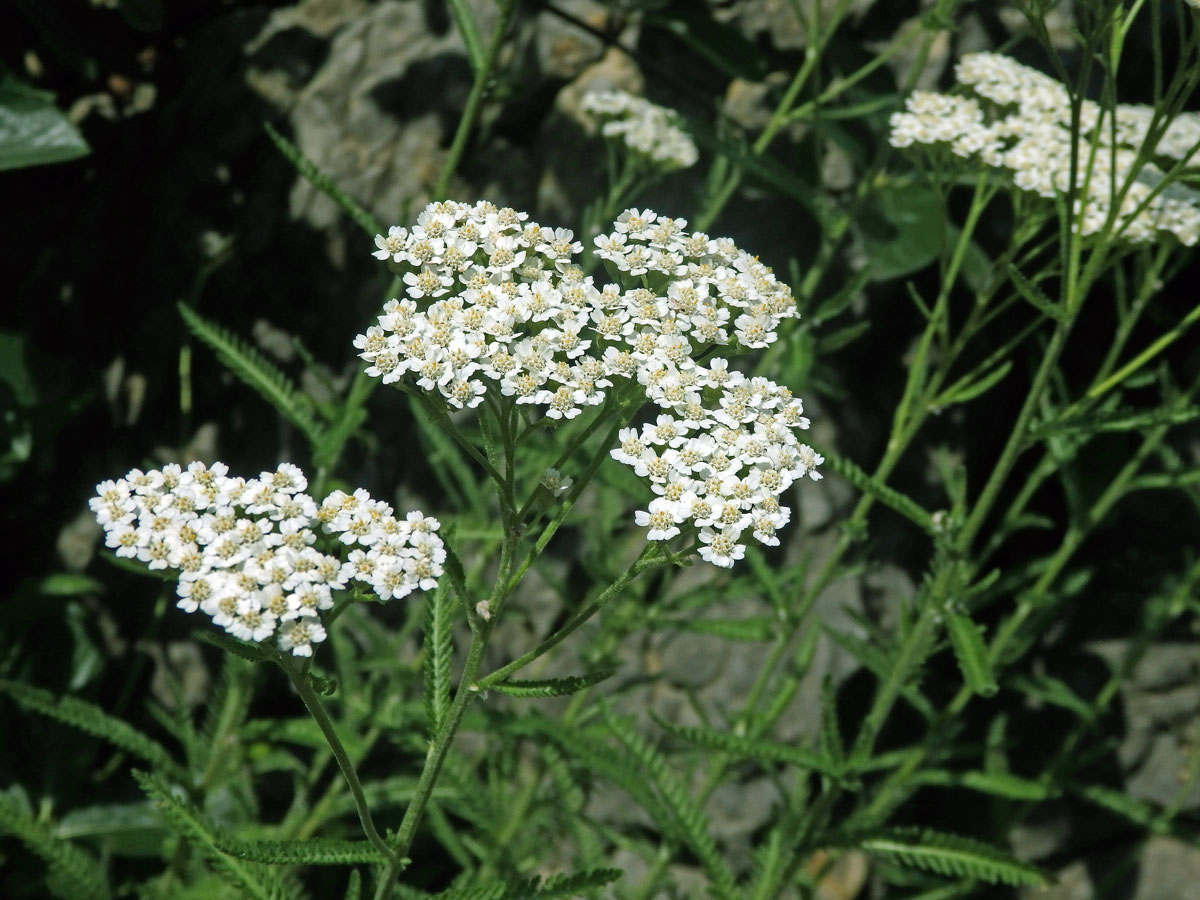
[360,201,819,568]
[359,201,798,421]
[90,462,443,655]
[613,361,822,567]
[580,89,698,170]
[889,52,1200,245]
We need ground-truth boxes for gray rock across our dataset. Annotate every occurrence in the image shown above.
[1132,836,1200,900]
[1124,732,1200,811]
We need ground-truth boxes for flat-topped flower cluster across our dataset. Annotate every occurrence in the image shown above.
[890,52,1200,244]
[360,200,823,566]
[91,462,443,654]
[580,89,698,170]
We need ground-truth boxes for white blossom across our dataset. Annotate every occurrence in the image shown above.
[91,463,443,655]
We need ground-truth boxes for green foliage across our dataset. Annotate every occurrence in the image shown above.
[653,715,844,779]
[422,867,621,900]
[0,680,179,775]
[944,610,997,697]
[133,771,292,900]
[424,583,456,735]
[0,786,112,900]
[489,667,617,698]
[178,303,326,449]
[850,827,1047,887]
[214,836,389,865]
[262,123,381,236]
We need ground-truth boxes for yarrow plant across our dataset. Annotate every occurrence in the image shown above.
[362,199,822,565]
[90,462,443,655]
[889,52,1200,243]
[580,89,699,170]
[22,6,1200,900]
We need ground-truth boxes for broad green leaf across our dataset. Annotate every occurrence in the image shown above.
[0,74,90,170]
[860,182,945,281]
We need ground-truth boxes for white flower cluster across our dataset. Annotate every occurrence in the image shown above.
[360,201,822,567]
[361,201,797,421]
[580,89,699,170]
[90,462,443,655]
[616,366,823,567]
[889,52,1200,244]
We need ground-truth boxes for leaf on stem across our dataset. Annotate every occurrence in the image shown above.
[178,303,325,449]
[945,609,998,697]
[488,666,619,698]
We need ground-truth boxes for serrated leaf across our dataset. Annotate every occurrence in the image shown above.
[823,449,935,532]
[945,610,997,697]
[916,769,1054,801]
[853,827,1046,886]
[215,836,389,866]
[0,680,178,774]
[1007,263,1065,321]
[1007,672,1094,722]
[133,771,289,900]
[424,583,455,734]
[263,123,381,236]
[424,867,621,900]
[0,789,111,900]
[0,74,90,170]
[664,616,773,642]
[490,667,618,698]
[178,303,325,448]
[655,716,844,778]
[604,709,738,898]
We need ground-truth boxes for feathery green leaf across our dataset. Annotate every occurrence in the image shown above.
[0,680,178,774]
[133,771,290,900]
[490,666,618,698]
[0,786,112,900]
[263,122,381,235]
[654,715,844,778]
[424,582,456,736]
[851,827,1046,887]
[945,610,997,697]
[178,303,325,448]
[823,450,935,533]
[215,836,389,866]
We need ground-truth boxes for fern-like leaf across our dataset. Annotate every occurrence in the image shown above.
[134,771,290,900]
[653,715,843,779]
[215,836,389,865]
[0,786,112,900]
[424,868,621,899]
[823,450,935,533]
[945,610,997,697]
[263,123,382,236]
[490,667,618,698]
[178,303,324,448]
[604,708,739,899]
[424,583,455,736]
[0,680,178,775]
[850,827,1046,887]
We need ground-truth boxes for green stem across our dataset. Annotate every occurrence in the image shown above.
[373,629,489,900]
[276,653,398,864]
[434,1,517,199]
[476,543,665,689]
